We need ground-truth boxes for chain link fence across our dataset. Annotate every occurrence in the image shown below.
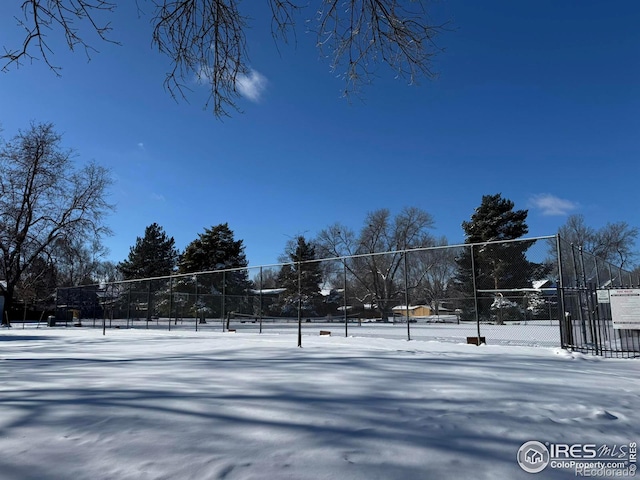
[53,236,572,349]
[557,237,640,358]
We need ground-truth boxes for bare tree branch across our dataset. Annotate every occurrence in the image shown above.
[314,0,445,98]
[2,0,118,74]
[3,0,446,117]
[150,0,249,117]
[268,0,300,44]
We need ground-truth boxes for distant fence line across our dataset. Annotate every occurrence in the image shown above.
[52,235,639,357]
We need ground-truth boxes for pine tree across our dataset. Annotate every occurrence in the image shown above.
[276,236,323,316]
[179,223,250,317]
[179,223,248,273]
[454,194,547,322]
[118,223,178,280]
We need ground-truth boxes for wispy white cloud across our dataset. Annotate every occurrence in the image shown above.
[236,70,268,102]
[195,66,268,102]
[150,193,166,202]
[137,142,145,149]
[529,194,579,216]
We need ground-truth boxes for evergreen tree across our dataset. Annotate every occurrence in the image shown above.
[276,236,323,316]
[118,223,178,280]
[453,194,547,322]
[178,223,250,316]
[179,223,248,273]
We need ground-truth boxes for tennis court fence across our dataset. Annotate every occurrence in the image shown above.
[50,236,639,356]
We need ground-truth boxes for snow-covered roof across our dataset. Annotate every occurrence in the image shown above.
[337,304,376,311]
[532,279,553,290]
[249,288,287,295]
[392,305,426,311]
[336,305,353,311]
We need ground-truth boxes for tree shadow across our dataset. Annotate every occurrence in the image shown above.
[0,341,636,480]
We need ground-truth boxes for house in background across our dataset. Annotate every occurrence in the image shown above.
[393,305,434,318]
[392,304,455,319]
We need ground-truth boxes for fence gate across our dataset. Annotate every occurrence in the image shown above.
[558,238,640,358]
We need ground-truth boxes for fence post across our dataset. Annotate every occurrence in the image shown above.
[194,275,198,332]
[578,247,600,355]
[594,255,608,346]
[571,244,588,344]
[259,266,263,334]
[556,235,568,348]
[126,284,131,328]
[222,271,226,332]
[404,249,411,341]
[470,245,481,342]
[343,262,348,338]
[102,285,107,336]
[168,276,173,331]
[146,281,151,329]
[297,262,302,348]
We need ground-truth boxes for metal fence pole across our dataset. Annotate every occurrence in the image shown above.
[594,254,608,347]
[343,262,348,338]
[578,247,599,354]
[404,249,411,341]
[168,276,173,331]
[556,235,568,348]
[259,266,263,334]
[470,245,481,342]
[570,244,588,345]
[126,284,131,328]
[222,271,226,332]
[102,285,107,336]
[146,281,151,329]
[195,275,198,332]
[297,262,302,348]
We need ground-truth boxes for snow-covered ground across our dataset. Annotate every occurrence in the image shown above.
[0,327,638,480]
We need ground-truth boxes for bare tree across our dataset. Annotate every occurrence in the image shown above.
[52,237,111,286]
[0,122,113,324]
[408,236,458,314]
[557,214,596,250]
[591,222,638,270]
[316,206,435,319]
[558,214,638,270]
[14,255,58,318]
[2,0,446,117]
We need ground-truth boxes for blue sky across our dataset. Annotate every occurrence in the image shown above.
[1,1,638,268]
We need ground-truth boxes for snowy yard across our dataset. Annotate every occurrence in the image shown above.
[0,327,638,480]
